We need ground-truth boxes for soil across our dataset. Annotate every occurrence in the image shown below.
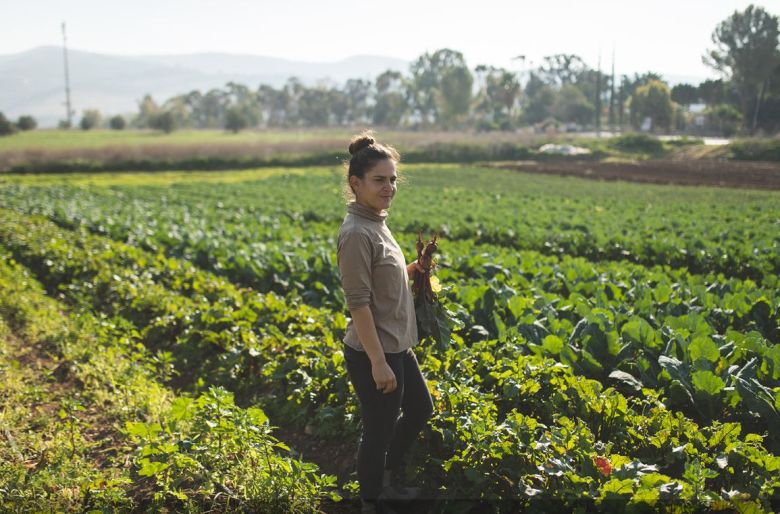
[487,159,780,190]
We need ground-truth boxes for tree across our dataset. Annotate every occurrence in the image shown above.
[257,84,288,127]
[409,49,473,128]
[373,70,408,127]
[281,78,305,126]
[298,86,330,126]
[109,115,126,130]
[554,84,595,125]
[697,79,729,105]
[225,82,260,127]
[437,64,473,128]
[704,4,780,133]
[224,106,248,133]
[474,66,521,129]
[538,54,587,85]
[328,88,350,125]
[16,115,37,131]
[706,103,742,136]
[149,110,176,133]
[79,109,102,130]
[671,83,699,106]
[0,112,15,136]
[135,94,159,128]
[629,80,674,131]
[344,78,372,124]
[523,83,556,124]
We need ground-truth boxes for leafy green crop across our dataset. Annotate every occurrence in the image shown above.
[1,164,779,510]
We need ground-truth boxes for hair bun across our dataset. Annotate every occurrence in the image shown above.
[348,133,375,156]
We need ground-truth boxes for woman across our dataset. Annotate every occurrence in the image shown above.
[337,132,434,513]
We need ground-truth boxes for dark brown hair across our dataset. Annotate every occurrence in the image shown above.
[345,131,400,198]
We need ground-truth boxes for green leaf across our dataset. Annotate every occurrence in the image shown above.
[658,356,694,405]
[598,478,634,500]
[169,397,194,422]
[138,458,169,477]
[762,344,780,381]
[542,334,563,355]
[608,370,644,392]
[688,336,720,363]
[125,421,162,439]
[621,318,659,349]
[691,370,725,396]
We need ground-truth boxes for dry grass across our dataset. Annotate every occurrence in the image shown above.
[0,129,558,171]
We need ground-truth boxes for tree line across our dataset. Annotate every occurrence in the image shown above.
[1,4,777,137]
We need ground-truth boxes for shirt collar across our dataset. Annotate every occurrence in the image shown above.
[347,201,388,222]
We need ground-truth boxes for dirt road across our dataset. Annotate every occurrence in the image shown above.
[489,159,780,190]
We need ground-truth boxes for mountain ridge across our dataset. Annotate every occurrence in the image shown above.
[0,46,409,126]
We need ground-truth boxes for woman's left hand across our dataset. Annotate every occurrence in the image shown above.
[407,261,423,275]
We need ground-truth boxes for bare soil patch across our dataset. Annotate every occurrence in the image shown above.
[489,159,780,190]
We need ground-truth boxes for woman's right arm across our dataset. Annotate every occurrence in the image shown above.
[350,305,397,394]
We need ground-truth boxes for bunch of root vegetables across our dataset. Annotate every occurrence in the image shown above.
[410,232,453,349]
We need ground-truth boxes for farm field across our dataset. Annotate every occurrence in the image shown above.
[0,129,546,152]
[0,129,556,173]
[1,163,779,512]
[0,129,713,175]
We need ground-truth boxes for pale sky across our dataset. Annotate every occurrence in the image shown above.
[3,0,779,80]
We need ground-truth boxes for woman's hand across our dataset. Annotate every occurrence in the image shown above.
[407,261,423,276]
[371,360,397,394]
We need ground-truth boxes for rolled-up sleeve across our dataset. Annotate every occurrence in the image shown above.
[338,230,373,309]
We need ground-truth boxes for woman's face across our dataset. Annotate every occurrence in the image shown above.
[351,159,398,213]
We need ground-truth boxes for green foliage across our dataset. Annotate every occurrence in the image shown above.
[629,80,674,131]
[125,387,336,511]
[109,114,126,130]
[224,107,248,133]
[554,84,595,125]
[730,136,780,161]
[149,110,176,133]
[1,163,779,509]
[16,115,37,131]
[608,133,665,155]
[671,83,699,106]
[0,248,336,511]
[707,104,743,137]
[705,5,780,133]
[0,112,16,136]
[79,109,102,131]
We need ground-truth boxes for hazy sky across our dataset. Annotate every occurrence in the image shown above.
[3,0,779,80]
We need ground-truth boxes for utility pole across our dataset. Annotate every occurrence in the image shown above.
[61,22,73,128]
[608,46,616,133]
[595,51,602,137]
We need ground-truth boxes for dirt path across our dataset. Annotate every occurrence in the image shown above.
[0,323,127,475]
[488,159,780,190]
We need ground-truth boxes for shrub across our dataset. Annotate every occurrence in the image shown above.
[109,115,127,130]
[706,104,742,137]
[609,133,664,155]
[225,107,248,133]
[729,137,780,161]
[16,115,37,131]
[149,111,175,133]
[0,112,16,136]
[80,110,102,131]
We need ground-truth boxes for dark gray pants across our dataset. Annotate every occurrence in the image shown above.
[343,344,434,500]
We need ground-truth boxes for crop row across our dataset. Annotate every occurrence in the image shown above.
[1,164,777,284]
[2,182,778,438]
[1,209,778,510]
[0,250,337,512]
